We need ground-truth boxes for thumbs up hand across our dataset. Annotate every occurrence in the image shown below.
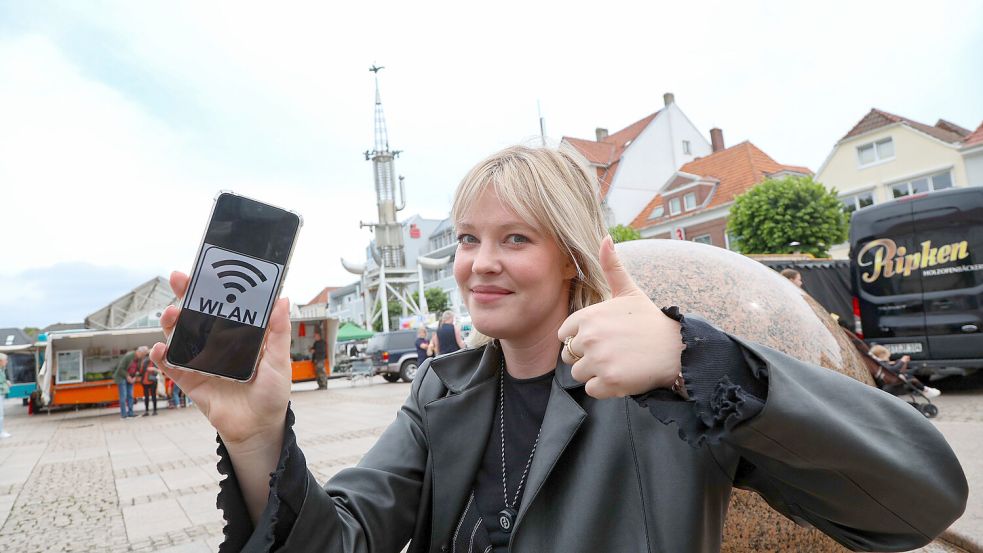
[558,236,684,399]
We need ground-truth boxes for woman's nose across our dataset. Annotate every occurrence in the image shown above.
[471,242,501,274]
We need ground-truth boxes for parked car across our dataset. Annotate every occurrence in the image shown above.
[364,330,420,383]
[849,187,983,379]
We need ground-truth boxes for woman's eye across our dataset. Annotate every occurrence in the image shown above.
[457,234,478,245]
[505,234,530,245]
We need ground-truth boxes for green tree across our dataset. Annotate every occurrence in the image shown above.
[608,224,642,243]
[372,298,405,332]
[424,287,450,315]
[727,176,847,258]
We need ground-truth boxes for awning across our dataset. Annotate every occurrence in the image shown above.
[336,322,374,342]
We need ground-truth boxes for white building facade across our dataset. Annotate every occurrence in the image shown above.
[563,93,712,227]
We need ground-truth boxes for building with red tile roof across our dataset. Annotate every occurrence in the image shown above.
[964,122,983,149]
[816,107,980,258]
[305,286,339,307]
[630,139,811,247]
[562,93,712,226]
[961,121,983,188]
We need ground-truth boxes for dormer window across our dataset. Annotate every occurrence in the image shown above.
[648,205,665,220]
[669,198,681,216]
[857,137,894,166]
[684,192,697,211]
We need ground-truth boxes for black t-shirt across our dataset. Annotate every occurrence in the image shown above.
[312,339,326,361]
[475,369,553,552]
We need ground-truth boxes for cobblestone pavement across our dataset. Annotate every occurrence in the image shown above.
[0,376,980,552]
[0,378,408,552]
[926,385,983,551]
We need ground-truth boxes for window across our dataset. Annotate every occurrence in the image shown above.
[841,190,875,214]
[891,170,953,199]
[682,140,691,155]
[856,137,894,166]
[669,197,681,216]
[648,205,665,220]
[56,350,83,384]
[693,234,712,245]
[684,192,697,211]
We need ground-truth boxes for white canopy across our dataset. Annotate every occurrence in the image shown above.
[84,276,176,330]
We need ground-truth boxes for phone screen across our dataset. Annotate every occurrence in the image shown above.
[166,193,301,381]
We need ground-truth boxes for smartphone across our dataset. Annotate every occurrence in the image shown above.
[165,192,302,381]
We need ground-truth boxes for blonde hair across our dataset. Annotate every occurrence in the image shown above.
[452,145,611,347]
[869,345,890,360]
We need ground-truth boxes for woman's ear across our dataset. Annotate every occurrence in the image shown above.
[563,257,579,281]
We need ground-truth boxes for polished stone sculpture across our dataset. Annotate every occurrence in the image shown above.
[616,239,949,553]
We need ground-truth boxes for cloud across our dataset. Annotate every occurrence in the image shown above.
[0,0,981,328]
[0,262,152,328]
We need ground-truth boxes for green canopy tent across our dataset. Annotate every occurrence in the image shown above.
[336,322,374,342]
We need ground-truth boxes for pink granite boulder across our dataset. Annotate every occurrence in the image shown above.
[616,239,894,552]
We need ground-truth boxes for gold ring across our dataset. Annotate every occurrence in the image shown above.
[563,336,582,362]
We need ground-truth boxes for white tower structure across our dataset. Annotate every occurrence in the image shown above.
[341,66,449,331]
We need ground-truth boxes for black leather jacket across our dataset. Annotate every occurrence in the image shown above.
[216,314,967,552]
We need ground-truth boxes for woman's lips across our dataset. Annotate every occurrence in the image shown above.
[470,285,512,303]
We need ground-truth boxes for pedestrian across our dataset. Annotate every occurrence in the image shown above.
[113,346,147,419]
[310,330,328,390]
[781,268,803,287]
[431,310,465,355]
[172,380,184,408]
[0,352,11,439]
[139,356,160,416]
[414,327,430,368]
[151,145,966,552]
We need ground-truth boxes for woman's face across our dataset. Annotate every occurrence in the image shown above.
[454,188,576,341]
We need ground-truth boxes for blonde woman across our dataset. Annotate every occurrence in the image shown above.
[150,145,966,552]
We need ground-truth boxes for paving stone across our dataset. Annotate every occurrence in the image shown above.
[3,377,973,551]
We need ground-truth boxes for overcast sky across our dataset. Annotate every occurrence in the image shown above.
[1,1,981,328]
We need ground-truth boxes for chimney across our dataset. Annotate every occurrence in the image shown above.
[663,92,675,106]
[710,127,725,153]
[595,127,609,141]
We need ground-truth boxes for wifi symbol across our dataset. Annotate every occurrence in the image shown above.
[212,259,268,303]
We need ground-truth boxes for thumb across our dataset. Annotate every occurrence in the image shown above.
[599,235,641,297]
[264,298,293,362]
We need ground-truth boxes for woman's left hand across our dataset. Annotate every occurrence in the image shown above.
[558,236,685,399]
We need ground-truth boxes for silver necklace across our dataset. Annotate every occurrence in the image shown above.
[497,358,541,534]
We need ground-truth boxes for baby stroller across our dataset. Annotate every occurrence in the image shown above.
[868,353,939,419]
[348,356,375,386]
[836,322,940,419]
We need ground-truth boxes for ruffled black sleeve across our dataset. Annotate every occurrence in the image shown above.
[631,307,769,447]
[217,404,308,553]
